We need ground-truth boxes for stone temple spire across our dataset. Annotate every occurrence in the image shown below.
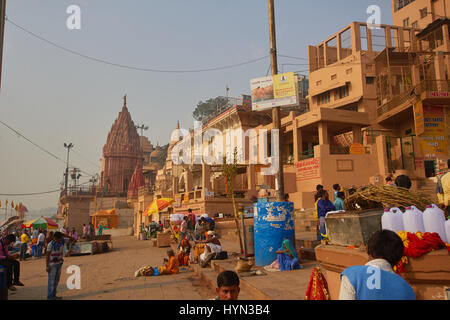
[100,97,143,194]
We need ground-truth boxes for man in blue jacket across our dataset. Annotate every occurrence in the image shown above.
[339,230,415,300]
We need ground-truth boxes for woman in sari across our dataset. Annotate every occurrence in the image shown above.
[276,239,301,271]
[265,239,301,271]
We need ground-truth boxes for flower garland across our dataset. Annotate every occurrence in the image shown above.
[394,231,450,274]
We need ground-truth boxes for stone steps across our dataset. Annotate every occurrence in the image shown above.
[192,263,265,300]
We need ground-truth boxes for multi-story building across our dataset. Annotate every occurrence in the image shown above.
[392,0,449,29]
[375,17,450,189]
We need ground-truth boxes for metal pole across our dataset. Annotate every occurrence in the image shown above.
[268,0,284,201]
[241,212,247,257]
[64,143,73,192]
[0,0,6,91]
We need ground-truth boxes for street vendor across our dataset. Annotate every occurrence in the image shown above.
[198,231,222,267]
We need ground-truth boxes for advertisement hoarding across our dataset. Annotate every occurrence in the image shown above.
[250,72,298,111]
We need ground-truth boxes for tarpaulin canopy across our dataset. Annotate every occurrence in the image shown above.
[22,216,58,230]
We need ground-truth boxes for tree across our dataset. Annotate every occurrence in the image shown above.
[222,147,244,255]
[192,96,228,121]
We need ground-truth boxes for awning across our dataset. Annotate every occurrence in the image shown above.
[310,81,350,97]
[326,95,362,109]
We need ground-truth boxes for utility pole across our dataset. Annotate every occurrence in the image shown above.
[135,124,149,137]
[0,0,6,91]
[268,0,284,201]
[64,143,74,192]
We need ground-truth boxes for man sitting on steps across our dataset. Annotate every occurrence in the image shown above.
[198,231,222,268]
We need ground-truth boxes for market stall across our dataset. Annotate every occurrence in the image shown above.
[91,209,118,229]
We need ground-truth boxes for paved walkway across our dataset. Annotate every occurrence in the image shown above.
[194,235,319,300]
[9,236,214,300]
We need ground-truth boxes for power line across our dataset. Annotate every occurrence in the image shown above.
[0,179,95,197]
[0,189,61,196]
[0,119,97,177]
[6,17,269,73]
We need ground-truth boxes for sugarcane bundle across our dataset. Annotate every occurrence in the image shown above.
[344,185,432,212]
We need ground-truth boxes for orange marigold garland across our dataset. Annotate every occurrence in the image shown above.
[394,231,449,274]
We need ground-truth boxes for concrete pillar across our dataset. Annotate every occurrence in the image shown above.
[366,26,373,53]
[376,135,389,176]
[293,120,303,162]
[351,22,362,55]
[352,126,362,144]
[435,52,446,89]
[385,26,392,49]
[443,24,450,52]
[202,163,211,192]
[248,164,256,197]
[318,122,329,145]
[337,31,342,61]
[185,170,193,192]
[172,176,178,197]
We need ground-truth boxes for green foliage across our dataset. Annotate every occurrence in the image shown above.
[222,148,238,197]
[192,96,228,121]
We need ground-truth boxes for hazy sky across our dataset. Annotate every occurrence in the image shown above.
[0,0,393,211]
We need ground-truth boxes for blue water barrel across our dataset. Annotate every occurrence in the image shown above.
[254,201,295,266]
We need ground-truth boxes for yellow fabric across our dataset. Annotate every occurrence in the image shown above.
[437,172,450,206]
[314,198,321,220]
[145,198,174,216]
[21,233,30,244]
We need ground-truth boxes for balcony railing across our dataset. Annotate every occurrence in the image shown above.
[377,80,450,118]
[60,186,96,198]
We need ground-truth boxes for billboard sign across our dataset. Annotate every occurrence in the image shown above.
[250,72,298,111]
[418,105,448,158]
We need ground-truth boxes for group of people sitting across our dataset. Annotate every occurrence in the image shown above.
[135,212,223,278]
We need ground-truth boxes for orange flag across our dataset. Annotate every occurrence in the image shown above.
[11,201,14,208]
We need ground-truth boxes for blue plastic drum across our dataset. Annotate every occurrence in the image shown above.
[254,201,295,266]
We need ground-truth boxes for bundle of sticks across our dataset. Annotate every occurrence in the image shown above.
[344,185,432,212]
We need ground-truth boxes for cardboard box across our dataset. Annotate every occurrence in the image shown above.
[157,232,171,247]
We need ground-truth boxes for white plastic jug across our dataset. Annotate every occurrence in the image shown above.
[382,207,404,233]
[402,205,425,233]
[423,204,446,242]
[445,219,450,244]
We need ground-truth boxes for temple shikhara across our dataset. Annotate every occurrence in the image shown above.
[100,95,143,195]
[57,96,166,230]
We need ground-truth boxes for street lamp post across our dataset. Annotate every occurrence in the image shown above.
[64,142,74,192]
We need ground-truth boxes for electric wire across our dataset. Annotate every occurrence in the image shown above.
[0,119,97,177]
[6,17,269,73]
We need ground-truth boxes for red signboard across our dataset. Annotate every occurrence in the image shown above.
[296,158,320,181]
